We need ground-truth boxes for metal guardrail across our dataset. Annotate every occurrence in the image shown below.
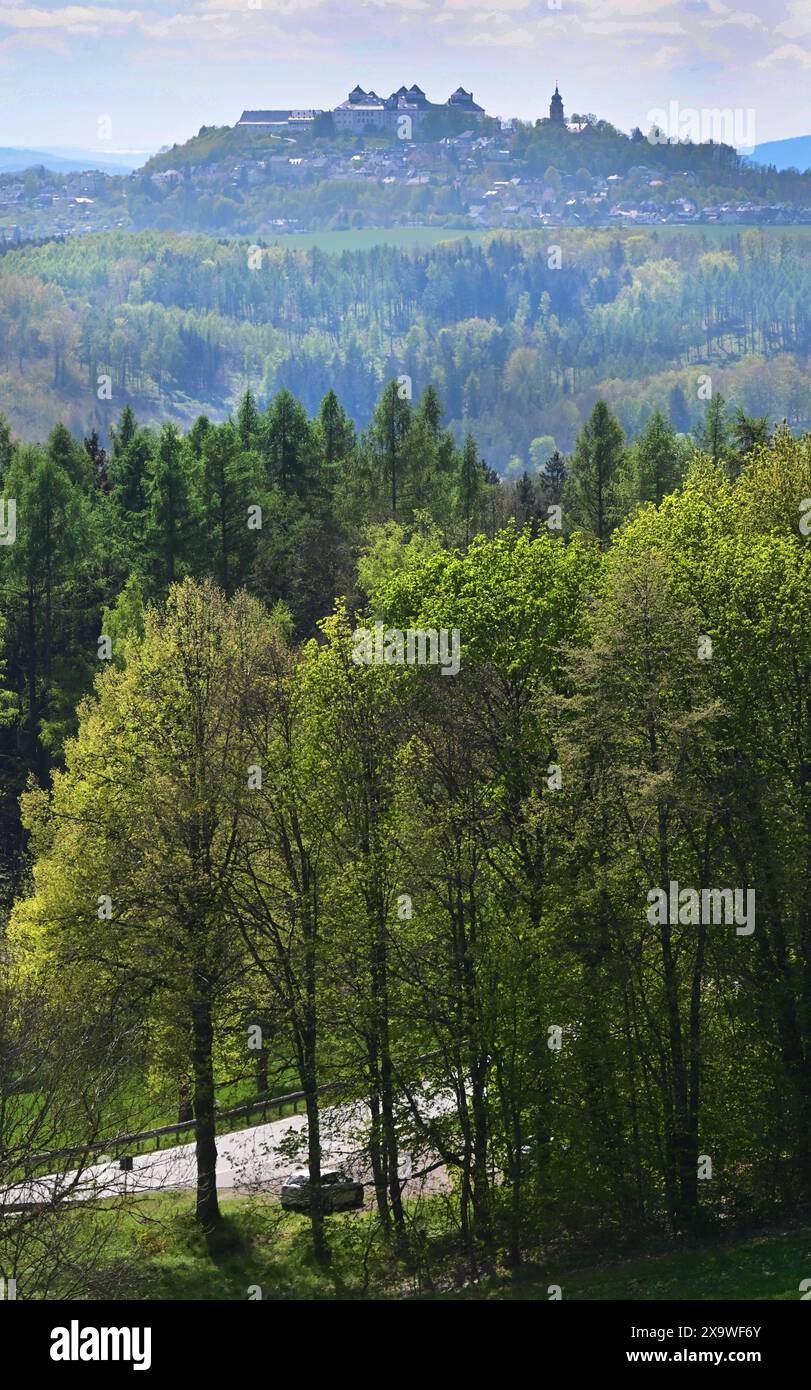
[28,1079,345,1169]
[26,1051,439,1173]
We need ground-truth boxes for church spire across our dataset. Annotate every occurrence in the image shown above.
[549,83,565,126]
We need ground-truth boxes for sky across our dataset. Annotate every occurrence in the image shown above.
[1,0,810,155]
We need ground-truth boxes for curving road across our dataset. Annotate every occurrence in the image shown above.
[4,1087,452,1207]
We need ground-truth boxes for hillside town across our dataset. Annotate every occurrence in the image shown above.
[3,84,811,242]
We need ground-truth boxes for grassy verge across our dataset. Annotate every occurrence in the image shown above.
[93,1192,811,1301]
[449,1226,811,1301]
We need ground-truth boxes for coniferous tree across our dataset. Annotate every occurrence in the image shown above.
[110,404,137,457]
[668,384,692,433]
[695,393,730,467]
[0,445,92,769]
[186,414,211,460]
[565,399,625,541]
[200,421,261,593]
[0,412,13,481]
[261,389,314,498]
[368,379,412,518]
[144,424,200,591]
[623,409,685,507]
[456,431,485,545]
[47,422,92,491]
[317,389,355,467]
[108,413,153,517]
[540,448,567,503]
[237,389,261,450]
[729,407,769,475]
[84,429,109,493]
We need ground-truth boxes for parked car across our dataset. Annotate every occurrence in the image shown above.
[280,1169,364,1213]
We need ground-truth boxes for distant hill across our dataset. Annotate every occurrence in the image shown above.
[0,147,146,174]
[749,135,811,173]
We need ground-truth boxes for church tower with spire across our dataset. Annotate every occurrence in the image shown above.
[549,83,565,126]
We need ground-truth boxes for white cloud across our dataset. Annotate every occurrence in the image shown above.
[0,4,141,29]
[585,0,681,14]
[197,0,335,12]
[759,39,811,67]
[701,0,764,31]
[776,0,811,38]
[440,0,533,10]
[580,19,684,33]
[648,42,683,66]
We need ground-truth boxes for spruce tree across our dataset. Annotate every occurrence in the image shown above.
[695,393,729,467]
[630,409,684,506]
[144,424,200,591]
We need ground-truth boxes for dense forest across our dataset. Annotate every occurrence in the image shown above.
[2,228,811,469]
[2,379,810,1292]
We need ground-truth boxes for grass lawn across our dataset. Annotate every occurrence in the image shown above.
[103,1192,398,1301]
[454,1226,811,1301]
[97,1191,811,1301]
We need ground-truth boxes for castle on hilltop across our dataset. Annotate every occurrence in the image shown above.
[334,85,485,132]
[238,84,487,134]
[238,84,568,135]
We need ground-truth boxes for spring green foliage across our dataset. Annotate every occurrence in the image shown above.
[3,388,811,1279]
[0,382,501,789]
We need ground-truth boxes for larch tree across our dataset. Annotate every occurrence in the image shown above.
[565,399,625,541]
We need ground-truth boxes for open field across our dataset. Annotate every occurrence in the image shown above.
[260,223,811,253]
[262,225,491,251]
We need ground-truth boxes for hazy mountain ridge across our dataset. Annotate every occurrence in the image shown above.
[0,147,146,175]
[751,134,811,173]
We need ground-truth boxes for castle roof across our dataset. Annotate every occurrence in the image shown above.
[238,110,293,125]
[315,82,488,123]
[448,87,484,112]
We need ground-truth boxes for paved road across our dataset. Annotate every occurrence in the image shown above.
[5,1088,450,1207]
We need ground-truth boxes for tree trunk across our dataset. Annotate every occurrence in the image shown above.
[367,1072,391,1232]
[304,1070,329,1266]
[255,1046,268,1095]
[191,977,220,1230]
[178,1082,193,1125]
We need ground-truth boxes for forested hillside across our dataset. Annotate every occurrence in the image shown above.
[2,227,811,470]
[0,376,755,864]
[2,385,811,1286]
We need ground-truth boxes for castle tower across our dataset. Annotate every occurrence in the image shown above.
[549,84,565,126]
